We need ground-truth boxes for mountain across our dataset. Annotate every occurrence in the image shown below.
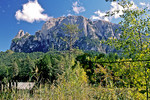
[10,16,120,53]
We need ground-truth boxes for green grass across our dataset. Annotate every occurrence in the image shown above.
[0,86,146,100]
[0,65,147,100]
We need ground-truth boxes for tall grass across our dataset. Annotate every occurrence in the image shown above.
[0,64,146,100]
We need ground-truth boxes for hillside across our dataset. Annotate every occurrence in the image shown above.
[10,16,120,53]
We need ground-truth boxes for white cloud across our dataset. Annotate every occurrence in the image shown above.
[91,1,137,22]
[15,0,51,23]
[91,10,110,21]
[72,1,85,14]
[140,2,150,9]
[140,2,146,6]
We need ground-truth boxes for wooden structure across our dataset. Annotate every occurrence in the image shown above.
[15,82,35,90]
[0,81,35,95]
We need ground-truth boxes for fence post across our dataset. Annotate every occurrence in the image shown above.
[15,80,18,93]
[30,89,33,96]
[0,81,2,92]
[12,80,14,91]
[12,80,14,87]
[9,80,12,91]
[2,83,3,92]
[2,82,5,92]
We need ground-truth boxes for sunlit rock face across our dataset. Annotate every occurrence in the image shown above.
[14,30,25,39]
[10,16,120,53]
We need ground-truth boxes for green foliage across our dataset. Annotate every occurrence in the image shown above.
[44,62,89,99]
[0,51,44,66]
[0,49,149,99]
[0,49,83,83]
[0,65,7,80]
[17,57,34,81]
[76,52,111,85]
[82,37,100,47]
[9,61,19,80]
[35,53,66,83]
[104,1,150,98]
[106,1,150,57]
[61,23,81,50]
[12,34,30,43]
[22,33,30,38]
[12,38,21,43]
[0,51,44,81]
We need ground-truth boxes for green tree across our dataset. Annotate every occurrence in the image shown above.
[18,57,34,81]
[5,61,19,81]
[106,1,150,57]
[61,23,80,51]
[61,23,81,68]
[76,52,116,86]
[12,61,19,79]
[35,54,65,83]
[0,65,7,81]
[106,0,150,99]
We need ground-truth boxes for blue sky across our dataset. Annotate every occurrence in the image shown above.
[0,0,149,51]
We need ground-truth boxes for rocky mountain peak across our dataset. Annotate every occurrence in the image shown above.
[14,30,25,39]
[41,16,88,35]
[10,16,120,53]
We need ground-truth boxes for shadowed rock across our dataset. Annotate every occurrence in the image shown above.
[10,16,120,53]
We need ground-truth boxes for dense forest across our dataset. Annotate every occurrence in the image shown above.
[0,0,150,99]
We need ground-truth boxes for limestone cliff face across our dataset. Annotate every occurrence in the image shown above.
[10,16,120,53]
[14,30,25,39]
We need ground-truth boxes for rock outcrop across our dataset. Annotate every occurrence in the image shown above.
[10,16,120,53]
[14,30,25,39]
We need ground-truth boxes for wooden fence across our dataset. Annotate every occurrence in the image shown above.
[0,81,35,95]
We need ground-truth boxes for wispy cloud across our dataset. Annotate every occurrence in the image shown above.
[91,10,110,21]
[140,2,150,9]
[72,1,85,14]
[91,1,137,22]
[15,0,52,23]
[140,2,146,6]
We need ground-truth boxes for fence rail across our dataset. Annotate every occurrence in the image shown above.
[96,59,150,64]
